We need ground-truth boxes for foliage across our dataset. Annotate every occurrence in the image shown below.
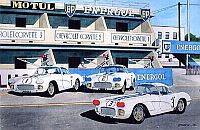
[185,33,200,42]
[185,33,200,59]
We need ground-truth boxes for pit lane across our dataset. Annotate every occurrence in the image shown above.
[0,87,200,130]
[1,68,200,130]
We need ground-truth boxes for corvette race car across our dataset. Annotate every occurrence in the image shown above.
[93,83,191,123]
[85,65,135,94]
[9,66,83,97]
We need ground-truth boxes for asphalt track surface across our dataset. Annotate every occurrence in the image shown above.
[0,68,200,130]
[0,85,200,130]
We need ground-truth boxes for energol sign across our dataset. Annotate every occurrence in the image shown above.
[83,6,138,17]
[11,1,55,10]
[162,40,200,54]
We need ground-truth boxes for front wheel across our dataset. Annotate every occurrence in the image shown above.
[118,83,126,94]
[175,99,186,114]
[46,82,55,97]
[129,79,136,91]
[74,79,80,91]
[130,104,146,124]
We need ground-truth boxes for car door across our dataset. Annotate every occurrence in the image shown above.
[147,86,161,114]
[48,67,63,90]
[61,67,71,90]
[158,86,175,112]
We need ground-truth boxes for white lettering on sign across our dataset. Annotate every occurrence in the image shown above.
[11,1,55,10]
[111,33,151,44]
[83,6,138,17]
[55,31,104,42]
[176,44,200,51]
[0,29,45,40]
[137,74,167,81]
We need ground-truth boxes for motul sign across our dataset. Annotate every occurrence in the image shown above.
[11,1,55,10]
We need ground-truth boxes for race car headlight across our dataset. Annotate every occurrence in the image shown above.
[118,109,125,116]
[38,85,43,90]
[115,83,121,88]
[86,83,92,88]
[113,77,121,82]
[36,79,44,84]
[8,78,16,84]
[85,77,92,82]
[10,84,14,89]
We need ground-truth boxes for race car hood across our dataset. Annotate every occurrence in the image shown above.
[13,74,51,85]
[101,93,143,102]
[91,72,116,77]
[89,72,124,82]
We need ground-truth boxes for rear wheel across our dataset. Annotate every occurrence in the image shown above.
[46,82,55,97]
[129,79,136,90]
[130,104,146,124]
[74,79,80,91]
[176,99,186,114]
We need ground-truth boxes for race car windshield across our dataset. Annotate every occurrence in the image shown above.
[135,84,159,95]
[35,67,61,75]
[99,66,125,73]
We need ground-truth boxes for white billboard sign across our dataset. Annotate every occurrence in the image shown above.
[0,29,45,40]
[55,30,104,42]
[111,33,151,44]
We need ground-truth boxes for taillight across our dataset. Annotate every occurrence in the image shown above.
[117,102,125,107]
[93,100,100,105]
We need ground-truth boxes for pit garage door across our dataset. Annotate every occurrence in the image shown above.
[116,58,128,68]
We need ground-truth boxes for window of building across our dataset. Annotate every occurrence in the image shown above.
[173,32,177,39]
[116,22,128,32]
[158,32,162,39]
[68,20,81,29]
[68,57,81,68]
[165,54,169,58]
[158,54,162,58]
[165,32,170,39]
[115,58,128,68]
[16,17,26,27]
[15,57,27,69]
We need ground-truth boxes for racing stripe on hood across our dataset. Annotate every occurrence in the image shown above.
[112,94,138,101]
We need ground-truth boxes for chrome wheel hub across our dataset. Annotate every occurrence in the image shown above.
[178,100,185,112]
[74,80,79,90]
[48,83,54,95]
[133,106,144,121]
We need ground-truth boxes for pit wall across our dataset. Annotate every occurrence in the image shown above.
[0,68,172,89]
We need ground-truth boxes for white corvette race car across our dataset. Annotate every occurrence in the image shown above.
[85,65,135,94]
[9,66,83,97]
[93,83,191,123]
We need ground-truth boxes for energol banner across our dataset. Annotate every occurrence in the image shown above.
[162,40,200,54]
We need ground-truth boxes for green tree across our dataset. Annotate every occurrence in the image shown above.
[185,33,200,59]
[185,33,200,41]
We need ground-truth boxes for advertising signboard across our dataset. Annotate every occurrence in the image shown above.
[0,29,45,41]
[162,40,200,54]
[55,30,104,42]
[70,68,173,86]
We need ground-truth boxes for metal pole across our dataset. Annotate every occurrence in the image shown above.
[178,2,181,67]
[186,0,190,70]
[178,2,181,41]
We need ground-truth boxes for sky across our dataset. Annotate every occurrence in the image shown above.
[36,0,200,37]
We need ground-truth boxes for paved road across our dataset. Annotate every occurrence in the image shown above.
[0,85,200,130]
